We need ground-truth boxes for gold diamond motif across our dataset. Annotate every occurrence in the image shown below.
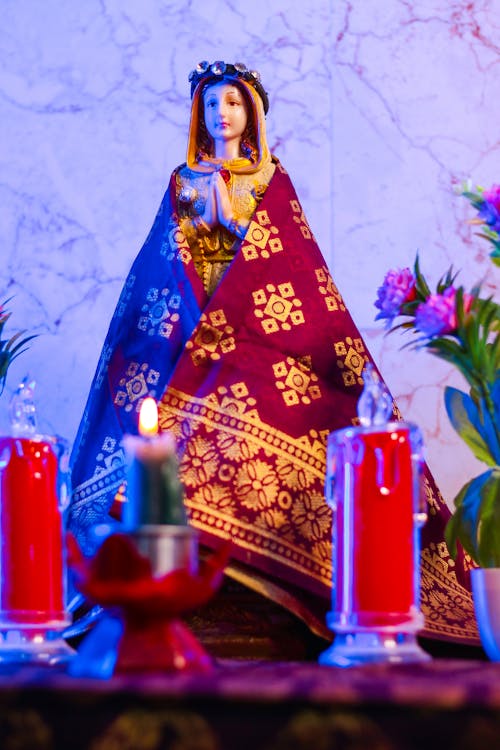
[334,336,368,386]
[269,238,283,253]
[125,373,148,402]
[242,244,259,261]
[316,266,346,312]
[188,311,237,364]
[246,221,271,249]
[210,309,227,326]
[253,283,305,334]
[285,366,310,395]
[264,293,293,321]
[283,390,300,406]
[273,362,289,379]
[345,347,365,376]
[263,318,280,334]
[273,357,321,406]
[242,212,281,261]
[256,210,271,225]
[195,323,223,352]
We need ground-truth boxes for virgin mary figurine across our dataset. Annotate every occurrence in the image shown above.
[68,61,477,651]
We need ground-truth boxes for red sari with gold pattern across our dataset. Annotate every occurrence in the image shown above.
[69,159,478,645]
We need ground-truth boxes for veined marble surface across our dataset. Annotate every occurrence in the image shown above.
[0,0,498,508]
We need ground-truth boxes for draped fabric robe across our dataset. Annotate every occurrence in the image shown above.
[69,160,478,644]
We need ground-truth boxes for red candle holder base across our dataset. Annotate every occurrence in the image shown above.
[69,611,212,678]
[67,531,231,678]
[0,628,75,666]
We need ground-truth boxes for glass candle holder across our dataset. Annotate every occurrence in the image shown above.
[319,421,430,666]
[0,435,74,665]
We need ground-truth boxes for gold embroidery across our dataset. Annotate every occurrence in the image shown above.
[185,309,236,364]
[424,473,442,517]
[420,547,478,640]
[276,455,315,490]
[158,380,477,640]
[162,224,191,264]
[158,386,330,587]
[253,283,304,333]
[114,362,161,412]
[316,266,346,312]
[235,459,280,511]
[290,199,315,240]
[241,211,283,261]
[137,287,181,338]
[256,209,271,225]
[182,437,220,487]
[71,436,125,511]
[116,274,136,318]
[333,336,368,387]
[191,482,236,512]
[95,344,114,389]
[176,161,276,292]
[273,355,321,406]
[291,491,331,542]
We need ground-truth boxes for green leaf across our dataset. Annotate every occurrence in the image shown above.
[0,298,37,391]
[444,386,500,464]
[413,254,431,298]
[476,473,500,567]
[490,247,500,267]
[445,469,500,565]
[445,474,488,560]
[7,333,38,356]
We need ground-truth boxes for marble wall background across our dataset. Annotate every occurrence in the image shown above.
[0,0,498,508]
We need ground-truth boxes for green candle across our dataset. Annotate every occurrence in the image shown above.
[122,399,187,529]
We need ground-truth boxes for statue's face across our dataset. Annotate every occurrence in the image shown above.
[203,82,248,146]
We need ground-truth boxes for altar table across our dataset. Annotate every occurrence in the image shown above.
[0,658,499,749]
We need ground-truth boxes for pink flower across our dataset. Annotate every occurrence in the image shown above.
[375,268,416,327]
[483,184,500,209]
[414,287,472,337]
[477,185,500,233]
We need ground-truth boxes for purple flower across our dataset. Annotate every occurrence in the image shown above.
[478,201,500,232]
[414,288,459,337]
[374,268,416,327]
[478,185,500,233]
[483,184,500,207]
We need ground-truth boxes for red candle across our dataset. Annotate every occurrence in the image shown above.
[332,425,417,628]
[0,437,66,626]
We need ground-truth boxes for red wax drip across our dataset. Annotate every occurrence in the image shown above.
[334,428,415,626]
[0,437,65,624]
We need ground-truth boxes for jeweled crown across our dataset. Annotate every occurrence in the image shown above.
[188,61,269,114]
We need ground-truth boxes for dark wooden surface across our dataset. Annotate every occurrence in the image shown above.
[13,574,493,749]
[0,658,499,749]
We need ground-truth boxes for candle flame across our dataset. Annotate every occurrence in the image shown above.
[139,397,159,437]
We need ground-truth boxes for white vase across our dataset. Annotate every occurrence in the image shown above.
[471,567,500,661]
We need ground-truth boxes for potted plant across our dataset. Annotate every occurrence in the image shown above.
[374,184,500,659]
